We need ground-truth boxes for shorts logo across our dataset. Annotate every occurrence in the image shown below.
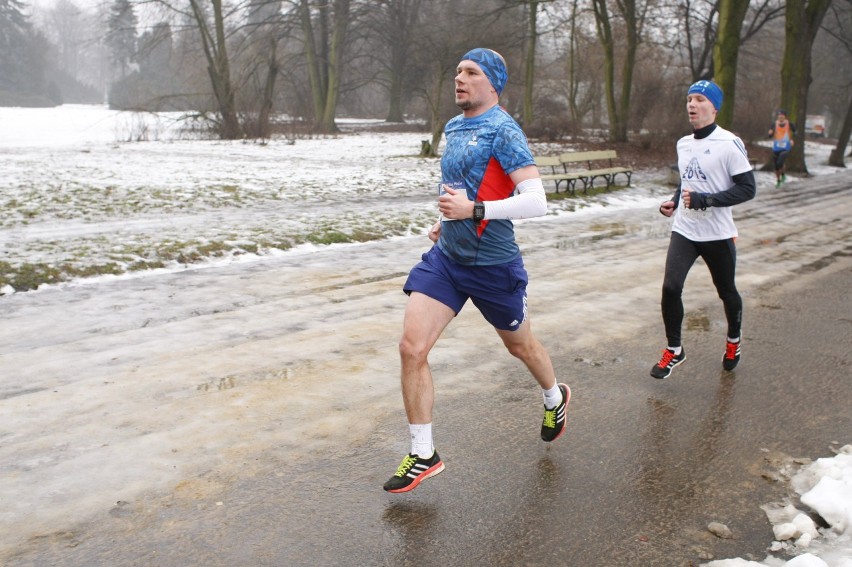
[509,319,519,327]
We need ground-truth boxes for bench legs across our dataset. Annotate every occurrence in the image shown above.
[585,171,632,193]
[553,171,631,195]
[606,171,633,191]
[554,179,578,196]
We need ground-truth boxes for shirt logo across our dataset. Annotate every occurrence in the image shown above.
[468,134,478,146]
[704,149,711,154]
[682,157,707,182]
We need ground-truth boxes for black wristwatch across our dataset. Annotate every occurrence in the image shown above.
[472,202,485,223]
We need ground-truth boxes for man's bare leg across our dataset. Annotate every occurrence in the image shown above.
[398,292,455,424]
[383,293,455,493]
[497,319,569,442]
[496,319,557,390]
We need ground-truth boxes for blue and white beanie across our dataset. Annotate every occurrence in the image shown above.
[687,80,724,111]
[461,48,508,95]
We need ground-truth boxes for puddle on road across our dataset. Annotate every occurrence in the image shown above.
[311,272,409,294]
[794,244,852,274]
[685,309,711,332]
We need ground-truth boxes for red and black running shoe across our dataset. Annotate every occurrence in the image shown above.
[723,340,741,371]
[650,348,686,379]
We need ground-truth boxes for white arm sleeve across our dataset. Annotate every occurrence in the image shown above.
[482,177,547,220]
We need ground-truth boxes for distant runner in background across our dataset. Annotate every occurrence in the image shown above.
[769,109,796,188]
[383,48,570,494]
[651,80,756,380]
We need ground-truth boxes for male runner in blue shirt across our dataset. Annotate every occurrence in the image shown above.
[383,48,570,493]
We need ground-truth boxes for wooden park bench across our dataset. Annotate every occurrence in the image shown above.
[535,150,633,195]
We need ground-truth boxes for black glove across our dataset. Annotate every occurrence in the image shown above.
[688,192,713,210]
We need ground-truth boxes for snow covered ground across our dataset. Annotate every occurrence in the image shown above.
[0,106,849,565]
[0,105,655,293]
[707,446,852,567]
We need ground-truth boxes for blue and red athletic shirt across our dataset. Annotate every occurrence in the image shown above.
[437,105,534,266]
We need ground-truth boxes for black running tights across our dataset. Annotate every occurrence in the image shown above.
[772,149,790,172]
[661,231,742,347]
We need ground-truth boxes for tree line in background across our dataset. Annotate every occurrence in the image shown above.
[1,0,850,170]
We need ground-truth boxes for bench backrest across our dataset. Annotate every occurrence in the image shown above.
[559,150,618,164]
[534,156,562,168]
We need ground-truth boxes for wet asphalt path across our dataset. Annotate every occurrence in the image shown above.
[3,171,851,566]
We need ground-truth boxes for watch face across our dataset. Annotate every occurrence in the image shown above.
[474,203,485,221]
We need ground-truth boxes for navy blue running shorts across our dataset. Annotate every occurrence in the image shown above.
[403,246,529,331]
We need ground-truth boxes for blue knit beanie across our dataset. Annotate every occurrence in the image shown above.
[461,48,508,95]
[687,80,723,111]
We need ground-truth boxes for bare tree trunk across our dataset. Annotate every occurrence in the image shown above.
[522,0,538,127]
[592,0,619,141]
[300,0,349,134]
[828,93,852,167]
[593,0,642,142]
[319,0,349,132]
[617,0,640,142]
[683,0,719,80]
[567,0,581,124]
[257,35,279,139]
[386,76,404,123]
[189,0,241,139]
[779,0,832,174]
[421,66,447,158]
[428,120,445,157]
[683,0,783,84]
[300,0,326,129]
[712,0,749,129]
[385,2,406,123]
[384,0,421,123]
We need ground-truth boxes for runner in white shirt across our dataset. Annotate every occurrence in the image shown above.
[651,80,756,379]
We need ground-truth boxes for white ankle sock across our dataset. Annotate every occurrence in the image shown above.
[543,383,563,409]
[409,423,433,458]
[727,337,740,343]
[669,346,682,355]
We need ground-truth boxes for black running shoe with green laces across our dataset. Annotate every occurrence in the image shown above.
[650,348,686,379]
[541,383,570,442]
[383,451,444,493]
[723,339,741,371]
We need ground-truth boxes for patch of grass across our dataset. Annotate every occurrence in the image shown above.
[256,237,294,252]
[349,229,384,242]
[175,241,232,264]
[545,190,575,201]
[66,262,125,279]
[236,243,260,255]
[546,183,628,201]
[0,261,132,291]
[0,261,63,291]
[0,210,438,292]
[307,230,351,245]
[589,222,626,232]
[128,259,166,271]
